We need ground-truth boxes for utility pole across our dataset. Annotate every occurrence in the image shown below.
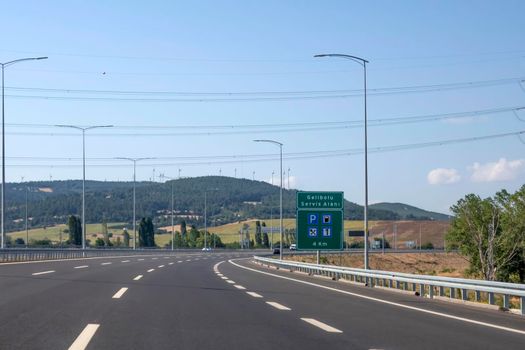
[394,223,397,251]
[419,223,422,253]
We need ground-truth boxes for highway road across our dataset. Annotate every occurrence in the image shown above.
[0,251,524,349]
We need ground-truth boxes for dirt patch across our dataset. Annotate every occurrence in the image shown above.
[287,252,469,278]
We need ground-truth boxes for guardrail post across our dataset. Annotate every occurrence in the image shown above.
[439,286,444,297]
[450,288,456,299]
[475,290,481,302]
[462,289,468,301]
[521,296,525,315]
[488,292,495,305]
[503,294,510,309]
[419,283,425,297]
[428,285,434,299]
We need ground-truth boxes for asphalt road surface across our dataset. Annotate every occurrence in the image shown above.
[0,251,524,349]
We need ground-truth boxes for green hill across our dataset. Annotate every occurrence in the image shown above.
[4,177,449,233]
[369,202,451,221]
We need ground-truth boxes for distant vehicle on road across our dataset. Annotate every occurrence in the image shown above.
[201,247,211,252]
[273,247,280,255]
[289,244,296,251]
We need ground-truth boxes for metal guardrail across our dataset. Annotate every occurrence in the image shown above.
[0,248,205,263]
[254,256,525,315]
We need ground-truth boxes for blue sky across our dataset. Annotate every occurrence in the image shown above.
[0,0,524,214]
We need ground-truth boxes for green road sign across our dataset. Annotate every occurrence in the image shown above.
[297,191,344,210]
[296,191,344,251]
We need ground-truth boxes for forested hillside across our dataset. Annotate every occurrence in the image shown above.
[4,176,449,232]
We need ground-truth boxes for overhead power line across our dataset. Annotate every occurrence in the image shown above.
[4,77,524,102]
[6,130,524,168]
[4,106,523,137]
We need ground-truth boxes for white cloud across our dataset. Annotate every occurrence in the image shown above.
[427,168,461,185]
[469,158,525,182]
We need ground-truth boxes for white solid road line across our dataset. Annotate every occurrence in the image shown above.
[266,302,291,311]
[246,292,263,298]
[158,265,165,268]
[74,265,89,269]
[133,275,143,281]
[68,324,100,350]
[121,260,130,263]
[147,269,155,272]
[101,262,112,265]
[229,259,525,336]
[234,285,246,290]
[112,287,128,299]
[226,280,236,284]
[301,318,342,333]
[32,270,55,275]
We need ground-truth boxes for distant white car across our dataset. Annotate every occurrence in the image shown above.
[289,244,297,251]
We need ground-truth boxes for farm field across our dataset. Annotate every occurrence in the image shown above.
[7,219,450,248]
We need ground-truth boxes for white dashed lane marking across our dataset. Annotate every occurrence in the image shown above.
[234,285,246,290]
[147,269,155,273]
[133,275,143,281]
[112,287,128,299]
[301,318,342,333]
[74,265,89,269]
[158,265,165,268]
[226,280,235,284]
[32,270,55,276]
[121,260,130,263]
[68,324,99,350]
[266,302,291,311]
[246,292,263,298]
[101,262,112,265]
[221,277,228,280]
[169,262,174,265]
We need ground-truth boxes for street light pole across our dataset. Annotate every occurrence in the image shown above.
[116,157,154,249]
[254,139,283,260]
[56,124,113,249]
[1,56,47,249]
[314,53,370,269]
[204,191,207,249]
